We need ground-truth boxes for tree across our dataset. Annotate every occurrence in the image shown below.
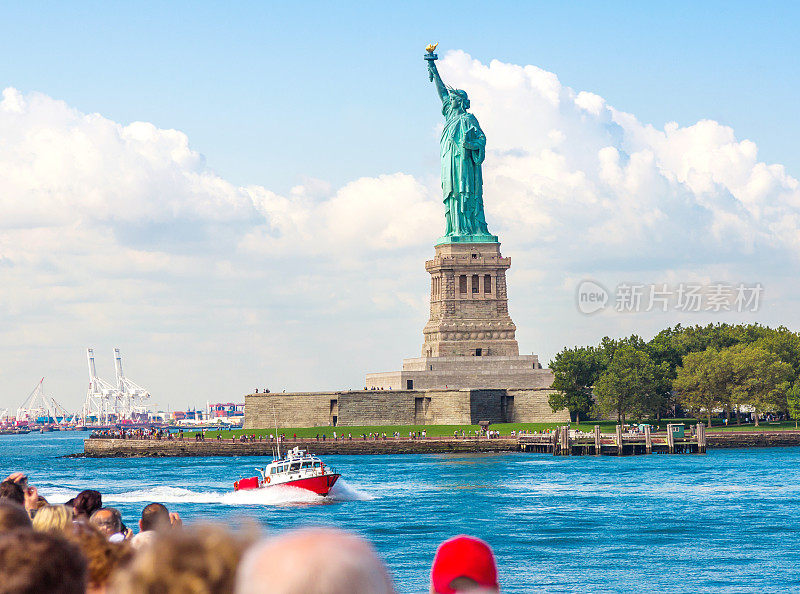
[673,348,729,427]
[597,334,647,365]
[548,323,800,425]
[594,344,660,425]
[753,327,800,384]
[787,381,800,430]
[548,347,602,422]
[729,345,793,426]
[647,327,684,378]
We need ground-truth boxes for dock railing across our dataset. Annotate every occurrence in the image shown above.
[519,423,706,456]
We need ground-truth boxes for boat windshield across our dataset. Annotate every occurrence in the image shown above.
[301,461,312,469]
[314,461,321,468]
[289,462,301,471]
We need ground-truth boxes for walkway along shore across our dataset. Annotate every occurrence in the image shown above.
[81,428,800,457]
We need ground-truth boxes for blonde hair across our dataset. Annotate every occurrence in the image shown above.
[32,504,72,535]
[111,524,257,594]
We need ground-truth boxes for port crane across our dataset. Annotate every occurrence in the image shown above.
[16,378,70,424]
[82,348,151,424]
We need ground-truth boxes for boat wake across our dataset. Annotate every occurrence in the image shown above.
[43,479,373,507]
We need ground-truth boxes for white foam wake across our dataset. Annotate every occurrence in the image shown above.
[329,479,375,502]
[43,479,373,507]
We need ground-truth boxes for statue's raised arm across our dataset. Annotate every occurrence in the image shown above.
[428,62,448,104]
[424,43,448,104]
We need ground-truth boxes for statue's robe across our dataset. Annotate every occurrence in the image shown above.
[440,101,488,236]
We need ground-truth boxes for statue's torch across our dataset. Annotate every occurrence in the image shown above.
[425,42,438,81]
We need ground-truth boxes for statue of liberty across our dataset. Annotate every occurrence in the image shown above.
[425,44,496,243]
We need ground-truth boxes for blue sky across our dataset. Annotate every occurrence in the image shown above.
[2,1,797,192]
[1,1,798,412]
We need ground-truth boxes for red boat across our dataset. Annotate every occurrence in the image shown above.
[234,446,340,496]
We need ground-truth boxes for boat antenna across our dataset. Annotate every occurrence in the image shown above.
[272,403,281,459]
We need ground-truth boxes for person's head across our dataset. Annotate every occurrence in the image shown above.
[32,504,73,535]
[0,480,25,506]
[31,495,49,516]
[0,528,87,593]
[73,490,102,520]
[447,89,470,112]
[90,508,122,538]
[430,535,499,594]
[112,523,254,594]
[0,501,32,533]
[235,528,395,594]
[139,502,170,532]
[65,522,131,594]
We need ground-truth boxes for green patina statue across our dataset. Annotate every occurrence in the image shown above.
[425,44,498,244]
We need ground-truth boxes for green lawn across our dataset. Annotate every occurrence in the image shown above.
[187,418,800,439]
[197,419,703,439]
[707,420,799,432]
[203,423,543,439]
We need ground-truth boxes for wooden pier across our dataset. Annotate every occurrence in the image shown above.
[519,423,707,456]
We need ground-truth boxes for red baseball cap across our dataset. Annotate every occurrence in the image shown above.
[431,535,499,593]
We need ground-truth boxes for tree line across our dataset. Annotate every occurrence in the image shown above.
[548,323,800,426]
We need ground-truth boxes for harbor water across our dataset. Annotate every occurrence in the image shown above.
[3,432,800,592]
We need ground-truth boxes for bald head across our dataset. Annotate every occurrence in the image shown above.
[90,508,122,537]
[235,528,395,594]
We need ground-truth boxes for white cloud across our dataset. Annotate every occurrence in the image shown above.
[437,50,800,267]
[1,50,799,411]
[242,173,439,258]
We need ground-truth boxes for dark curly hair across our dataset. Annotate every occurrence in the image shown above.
[0,481,25,506]
[73,490,102,518]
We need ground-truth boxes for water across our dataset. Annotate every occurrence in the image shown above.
[3,432,800,592]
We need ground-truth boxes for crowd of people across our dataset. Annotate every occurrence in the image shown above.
[0,472,501,593]
[91,428,513,443]
[90,428,174,440]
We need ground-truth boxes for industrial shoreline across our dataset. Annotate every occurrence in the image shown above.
[82,430,800,457]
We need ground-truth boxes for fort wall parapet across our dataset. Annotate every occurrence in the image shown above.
[243,387,569,429]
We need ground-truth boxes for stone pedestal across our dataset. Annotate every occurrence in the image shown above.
[365,241,554,392]
[364,355,551,391]
[422,242,518,357]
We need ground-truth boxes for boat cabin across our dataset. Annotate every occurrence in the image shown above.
[257,447,327,484]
